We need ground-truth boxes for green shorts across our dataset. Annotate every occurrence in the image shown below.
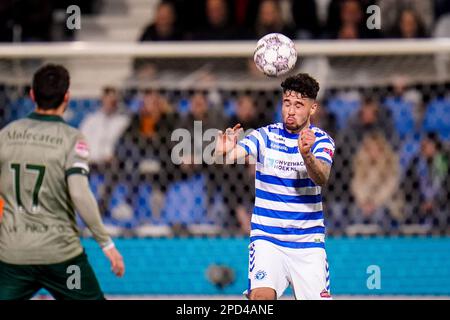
[0,251,105,300]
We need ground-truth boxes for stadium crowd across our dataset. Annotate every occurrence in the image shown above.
[1,80,449,237]
[0,0,449,237]
[1,0,450,42]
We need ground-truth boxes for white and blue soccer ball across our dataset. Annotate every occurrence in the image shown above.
[253,33,298,77]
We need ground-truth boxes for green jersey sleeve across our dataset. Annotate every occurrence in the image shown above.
[65,133,90,178]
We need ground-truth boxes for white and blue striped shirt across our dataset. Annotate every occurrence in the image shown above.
[238,122,335,249]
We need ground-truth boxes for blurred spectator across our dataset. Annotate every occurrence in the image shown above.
[377,0,434,37]
[350,131,404,226]
[434,0,450,20]
[14,0,53,41]
[383,76,423,140]
[139,1,183,41]
[178,91,229,230]
[52,0,102,15]
[80,87,130,166]
[325,0,380,39]
[80,87,130,214]
[402,132,449,229]
[252,0,296,39]
[135,1,186,74]
[230,163,255,235]
[163,155,206,231]
[231,0,260,31]
[162,154,224,235]
[0,0,14,42]
[170,0,207,35]
[112,91,178,233]
[326,90,362,129]
[433,12,450,37]
[292,0,320,39]
[331,95,396,215]
[228,95,265,130]
[115,89,178,191]
[190,0,237,40]
[223,95,260,233]
[345,95,396,145]
[311,104,337,139]
[338,96,398,156]
[337,22,359,39]
[181,91,225,136]
[388,9,428,38]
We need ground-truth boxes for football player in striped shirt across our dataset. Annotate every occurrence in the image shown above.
[215,73,335,300]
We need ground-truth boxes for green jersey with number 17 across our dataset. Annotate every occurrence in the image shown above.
[0,112,91,265]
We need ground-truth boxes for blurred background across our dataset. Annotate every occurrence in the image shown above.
[1,0,450,299]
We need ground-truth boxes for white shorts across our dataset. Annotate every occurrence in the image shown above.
[245,239,331,300]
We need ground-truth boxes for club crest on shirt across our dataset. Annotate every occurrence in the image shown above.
[323,148,334,158]
[254,270,267,281]
[75,140,90,159]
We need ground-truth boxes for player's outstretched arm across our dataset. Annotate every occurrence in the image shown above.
[67,174,125,277]
[214,123,247,164]
[298,129,332,187]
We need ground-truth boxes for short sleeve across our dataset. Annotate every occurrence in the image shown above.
[237,128,265,161]
[65,133,90,178]
[311,134,335,165]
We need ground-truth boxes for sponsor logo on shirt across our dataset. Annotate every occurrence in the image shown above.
[75,140,90,159]
[270,134,285,143]
[265,157,304,172]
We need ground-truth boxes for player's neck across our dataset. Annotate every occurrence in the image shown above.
[35,106,65,117]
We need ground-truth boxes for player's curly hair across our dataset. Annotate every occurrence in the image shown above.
[281,73,320,99]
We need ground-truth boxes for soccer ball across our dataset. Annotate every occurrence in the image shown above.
[253,33,297,77]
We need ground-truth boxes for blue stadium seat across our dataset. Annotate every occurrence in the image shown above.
[162,174,209,225]
[134,182,159,224]
[105,183,139,229]
[8,97,100,129]
[177,98,191,116]
[89,172,105,202]
[223,99,237,118]
[9,97,34,121]
[326,96,361,129]
[273,101,282,123]
[382,97,416,139]
[65,99,100,128]
[126,97,142,114]
[423,97,450,141]
[398,134,421,177]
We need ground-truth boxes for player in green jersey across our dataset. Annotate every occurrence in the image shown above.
[0,64,125,300]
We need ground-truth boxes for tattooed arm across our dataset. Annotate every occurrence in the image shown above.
[302,152,332,187]
[299,128,332,187]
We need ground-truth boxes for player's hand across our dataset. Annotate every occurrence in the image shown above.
[215,123,243,156]
[103,246,125,278]
[298,128,316,156]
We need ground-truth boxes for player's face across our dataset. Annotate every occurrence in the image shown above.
[281,90,317,132]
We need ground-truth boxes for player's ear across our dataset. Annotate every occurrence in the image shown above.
[63,91,70,103]
[29,89,35,103]
[310,100,318,116]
